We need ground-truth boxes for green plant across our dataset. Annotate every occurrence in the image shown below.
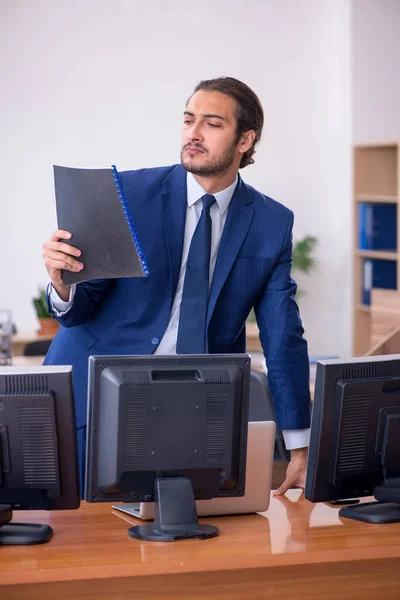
[292,235,318,274]
[32,287,51,319]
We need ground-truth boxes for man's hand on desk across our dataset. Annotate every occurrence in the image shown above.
[273,447,308,496]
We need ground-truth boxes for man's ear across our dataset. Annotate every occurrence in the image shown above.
[238,130,256,155]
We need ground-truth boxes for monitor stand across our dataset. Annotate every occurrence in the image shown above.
[128,477,219,542]
[339,482,400,524]
[0,504,53,545]
[340,416,400,524]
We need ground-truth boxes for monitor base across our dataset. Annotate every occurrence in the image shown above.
[0,505,53,545]
[127,477,220,542]
[339,501,400,524]
[128,522,219,542]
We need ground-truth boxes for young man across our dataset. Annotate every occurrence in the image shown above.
[43,77,311,495]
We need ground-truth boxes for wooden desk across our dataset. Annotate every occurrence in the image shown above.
[11,355,45,367]
[12,331,54,356]
[1,491,399,599]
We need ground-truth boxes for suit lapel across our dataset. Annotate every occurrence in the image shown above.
[161,166,187,303]
[207,177,254,325]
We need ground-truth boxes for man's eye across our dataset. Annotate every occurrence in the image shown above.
[208,123,220,128]
[184,120,194,125]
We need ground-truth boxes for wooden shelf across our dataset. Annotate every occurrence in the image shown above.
[354,145,398,197]
[356,303,371,313]
[353,142,400,356]
[354,141,399,149]
[355,194,398,204]
[355,249,398,260]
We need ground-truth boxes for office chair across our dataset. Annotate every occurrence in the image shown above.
[249,371,290,462]
[23,339,53,356]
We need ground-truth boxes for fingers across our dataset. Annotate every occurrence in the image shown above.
[44,240,81,258]
[273,482,305,497]
[273,477,304,497]
[273,478,291,497]
[50,230,72,242]
[44,251,84,273]
[273,492,298,507]
[44,231,81,257]
[273,463,307,497]
[43,230,83,274]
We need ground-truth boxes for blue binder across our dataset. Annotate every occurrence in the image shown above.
[362,259,397,305]
[358,203,397,251]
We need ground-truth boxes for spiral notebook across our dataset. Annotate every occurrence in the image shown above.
[53,165,149,286]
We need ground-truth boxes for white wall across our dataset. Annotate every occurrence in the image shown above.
[352,0,400,143]
[0,0,352,357]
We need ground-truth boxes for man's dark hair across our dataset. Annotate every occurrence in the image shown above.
[192,76,264,169]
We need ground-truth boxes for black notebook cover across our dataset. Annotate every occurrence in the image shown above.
[53,165,149,286]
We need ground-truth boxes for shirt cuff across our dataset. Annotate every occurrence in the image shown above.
[48,283,76,316]
[281,428,310,450]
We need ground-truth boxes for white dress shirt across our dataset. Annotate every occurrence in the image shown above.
[49,171,310,450]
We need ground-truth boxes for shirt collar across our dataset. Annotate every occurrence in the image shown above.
[186,172,238,216]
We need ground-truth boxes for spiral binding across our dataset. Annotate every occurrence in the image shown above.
[111,165,150,277]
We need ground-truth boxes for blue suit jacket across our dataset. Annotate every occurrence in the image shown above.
[45,165,311,433]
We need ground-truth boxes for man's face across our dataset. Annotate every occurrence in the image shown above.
[181,90,240,177]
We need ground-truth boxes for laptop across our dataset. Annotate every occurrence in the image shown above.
[112,420,275,520]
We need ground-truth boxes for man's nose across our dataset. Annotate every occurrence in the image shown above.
[187,122,203,142]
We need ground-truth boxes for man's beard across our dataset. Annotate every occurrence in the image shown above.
[181,142,237,177]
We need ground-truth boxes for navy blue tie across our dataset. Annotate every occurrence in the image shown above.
[176,194,216,354]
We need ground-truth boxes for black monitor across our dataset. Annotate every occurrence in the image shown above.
[0,366,80,545]
[305,355,400,523]
[85,354,250,541]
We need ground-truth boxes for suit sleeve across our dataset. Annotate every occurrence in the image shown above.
[47,279,114,327]
[254,211,311,431]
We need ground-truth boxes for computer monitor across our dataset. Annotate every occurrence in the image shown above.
[85,354,250,541]
[0,366,80,545]
[305,354,400,523]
